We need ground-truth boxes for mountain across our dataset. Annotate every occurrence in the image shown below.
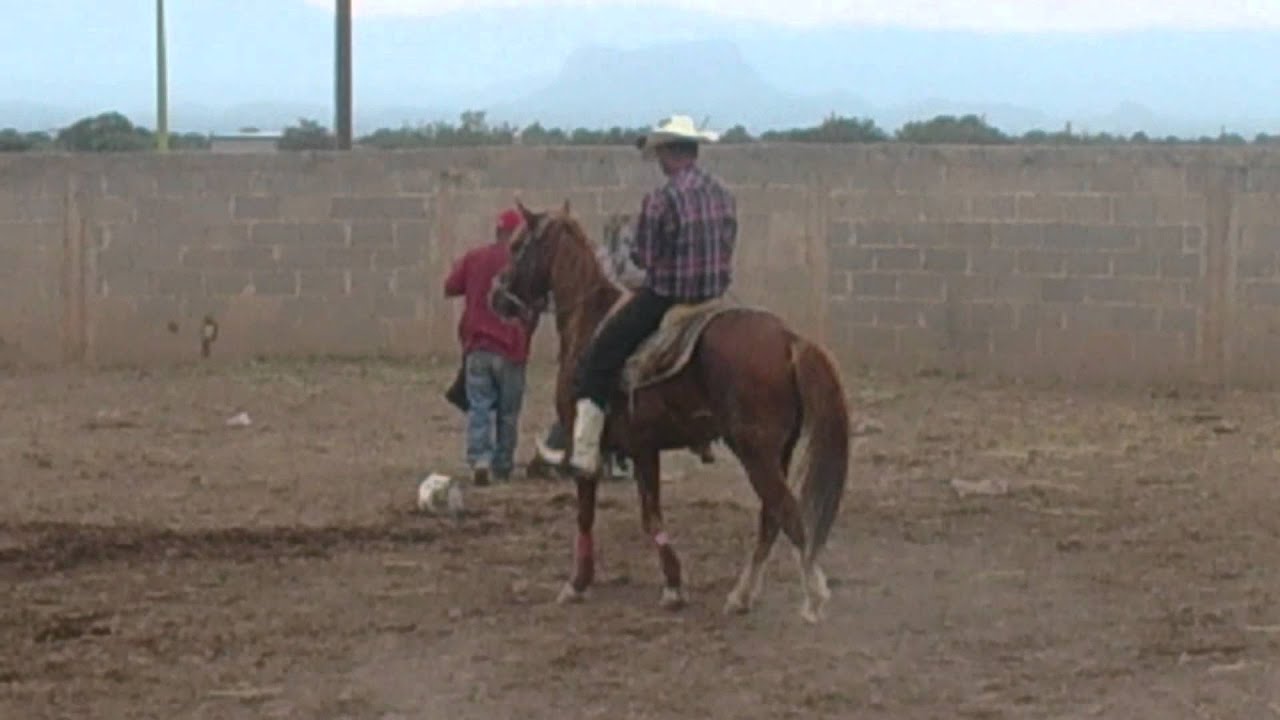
[487,39,871,132]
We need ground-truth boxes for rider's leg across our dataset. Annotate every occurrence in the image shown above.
[569,289,673,475]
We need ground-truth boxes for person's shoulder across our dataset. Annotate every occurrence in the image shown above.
[641,184,671,213]
[454,244,498,274]
[645,180,671,200]
[466,242,507,261]
[695,165,731,189]
[700,168,736,204]
[457,243,485,260]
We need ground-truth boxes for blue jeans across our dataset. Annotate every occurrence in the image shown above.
[464,350,526,477]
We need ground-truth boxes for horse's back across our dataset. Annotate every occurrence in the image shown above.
[696,307,803,392]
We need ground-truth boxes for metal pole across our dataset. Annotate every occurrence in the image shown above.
[335,0,352,149]
[156,0,169,152]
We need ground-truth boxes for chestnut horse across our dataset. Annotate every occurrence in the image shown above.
[492,201,852,623]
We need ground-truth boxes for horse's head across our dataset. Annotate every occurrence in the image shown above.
[490,199,573,323]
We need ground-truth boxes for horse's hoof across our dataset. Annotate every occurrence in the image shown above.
[723,592,751,615]
[800,601,824,624]
[556,582,586,605]
[813,567,832,603]
[659,587,686,611]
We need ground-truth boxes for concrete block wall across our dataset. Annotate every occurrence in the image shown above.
[818,147,1280,385]
[2,145,1279,386]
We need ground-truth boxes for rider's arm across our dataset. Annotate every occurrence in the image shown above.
[615,254,647,290]
[631,189,675,270]
[443,254,468,298]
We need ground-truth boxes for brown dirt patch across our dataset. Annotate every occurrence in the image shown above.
[2,359,1279,718]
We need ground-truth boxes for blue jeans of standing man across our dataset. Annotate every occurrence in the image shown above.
[464,349,526,482]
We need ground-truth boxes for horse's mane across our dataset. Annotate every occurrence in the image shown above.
[538,211,625,346]
[546,212,623,296]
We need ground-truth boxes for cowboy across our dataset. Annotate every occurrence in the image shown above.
[568,115,738,477]
[443,208,533,486]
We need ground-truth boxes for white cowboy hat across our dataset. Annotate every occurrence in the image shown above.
[635,114,719,157]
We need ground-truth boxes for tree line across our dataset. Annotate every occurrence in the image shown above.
[3,110,1278,153]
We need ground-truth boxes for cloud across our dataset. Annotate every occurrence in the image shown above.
[307,0,1280,31]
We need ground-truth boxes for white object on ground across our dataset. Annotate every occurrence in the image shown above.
[417,473,463,516]
[225,412,252,428]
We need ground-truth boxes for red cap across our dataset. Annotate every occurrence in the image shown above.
[496,209,523,233]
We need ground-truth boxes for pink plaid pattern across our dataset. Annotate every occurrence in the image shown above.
[631,165,738,301]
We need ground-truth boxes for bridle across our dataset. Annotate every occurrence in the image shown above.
[493,214,554,325]
[494,211,622,325]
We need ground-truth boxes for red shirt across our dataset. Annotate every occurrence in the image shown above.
[444,242,530,364]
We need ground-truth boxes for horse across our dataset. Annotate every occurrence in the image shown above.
[490,200,852,623]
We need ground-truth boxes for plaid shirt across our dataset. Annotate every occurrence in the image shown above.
[631,165,737,301]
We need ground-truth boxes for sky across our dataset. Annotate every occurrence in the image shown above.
[308,0,1280,31]
[3,0,1280,134]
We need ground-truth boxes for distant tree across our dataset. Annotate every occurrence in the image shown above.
[170,132,211,150]
[1217,131,1248,145]
[438,110,515,146]
[56,111,152,151]
[896,114,1009,145]
[1086,132,1124,145]
[560,126,647,146]
[0,128,53,152]
[453,110,476,131]
[762,114,887,143]
[718,125,754,143]
[278,118,335,151]
[1021,125,1090,145]
[1020,129,1051,145]
[342,114,1280,152]
[358,124,433,150]
[517,122,569,146]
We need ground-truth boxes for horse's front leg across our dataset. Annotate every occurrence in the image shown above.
[557,474,598,604]
[633,448,685,609]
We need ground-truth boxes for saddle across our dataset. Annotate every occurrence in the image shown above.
[580,293,741,466]
[618,296,742,393]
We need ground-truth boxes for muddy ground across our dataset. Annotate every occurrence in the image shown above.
[2,358,1278,719]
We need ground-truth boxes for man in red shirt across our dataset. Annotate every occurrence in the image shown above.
[444,209,531,486]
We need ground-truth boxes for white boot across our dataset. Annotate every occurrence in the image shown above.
[569,399,606,476]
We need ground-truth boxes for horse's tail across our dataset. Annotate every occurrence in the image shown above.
[789,338,851,566]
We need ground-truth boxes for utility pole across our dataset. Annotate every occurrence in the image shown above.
[335,0,352,149]
[156,0,169,152]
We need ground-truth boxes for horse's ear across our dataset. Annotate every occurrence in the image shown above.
[562,198,571,215]
[515,198,536,227]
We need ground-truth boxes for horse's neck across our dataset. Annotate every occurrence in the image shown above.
[550,259,622,362]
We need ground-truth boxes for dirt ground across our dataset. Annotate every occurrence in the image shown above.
[2,357,1279,719]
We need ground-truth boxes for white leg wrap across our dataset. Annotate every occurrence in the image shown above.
[569,399,606,475]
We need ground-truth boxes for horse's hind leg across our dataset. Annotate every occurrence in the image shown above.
[725,424,800,615]
[724,506,780,615]
[732,445,817,620]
